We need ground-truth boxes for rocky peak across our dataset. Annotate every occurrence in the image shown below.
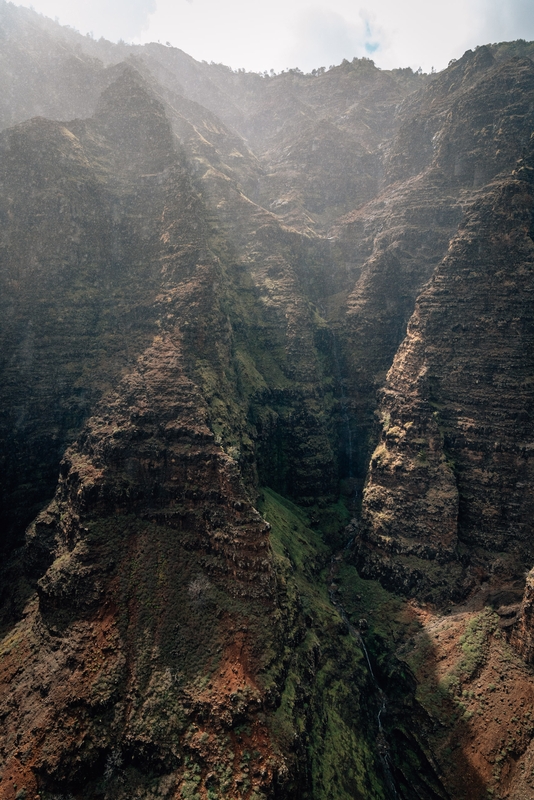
[92,65,177,175]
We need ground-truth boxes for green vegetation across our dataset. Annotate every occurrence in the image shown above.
[457,609,498,680]
[336,564,408,640]
[259,488,387,800]
[490,39,534,62]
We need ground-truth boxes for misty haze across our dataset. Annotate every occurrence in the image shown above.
[1,2,534,799]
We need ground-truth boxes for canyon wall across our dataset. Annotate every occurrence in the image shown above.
[1,5,534,798]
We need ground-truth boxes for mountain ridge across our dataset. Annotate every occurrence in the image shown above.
[1,5,534,798]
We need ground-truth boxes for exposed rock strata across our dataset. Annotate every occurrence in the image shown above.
[0,54,384,799]
[0,66,206,554]
[512,568,534,663]
[335,46,534,481]
[0,328,282,798]
[357,149,534,600]
[2,7,534,798]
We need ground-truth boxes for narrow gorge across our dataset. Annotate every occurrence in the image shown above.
[1,4,534,798]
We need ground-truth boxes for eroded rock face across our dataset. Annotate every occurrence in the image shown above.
[0,66,286,799]
[357,151,534,601]
[512,569,534,663]
[334,45,534,486]
[2,328,283,798]
[0,53,383,800]
[0,65,196,553]
[3,8,534,798]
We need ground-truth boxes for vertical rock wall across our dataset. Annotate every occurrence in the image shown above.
[357,152,534,600]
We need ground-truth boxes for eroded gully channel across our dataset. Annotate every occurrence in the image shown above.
[328,330,400,797]
[328,542,401,800]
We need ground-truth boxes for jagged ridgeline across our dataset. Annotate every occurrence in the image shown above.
[1,3,534,798]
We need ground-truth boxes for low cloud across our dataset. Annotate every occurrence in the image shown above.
[287,8,382,71]
[476,0,534,43]
[26,0,157,41]
[19,0,534,73]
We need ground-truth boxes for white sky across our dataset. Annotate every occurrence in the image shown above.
[18,0,534,73]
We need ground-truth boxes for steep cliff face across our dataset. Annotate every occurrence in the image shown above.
[512,568,534,663]
[0,65,205,556]
[384,46,534,187]
[0,53,386,800]
[334,46,534,485]
[356,149,534,600]
[3,6,534,798]
[1,330,282,799]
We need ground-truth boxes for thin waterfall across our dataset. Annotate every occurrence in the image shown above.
[328,553,400,800]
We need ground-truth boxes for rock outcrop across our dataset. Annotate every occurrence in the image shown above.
[356,144,534,601]
[511,568,534,663]
[0,65,201,555]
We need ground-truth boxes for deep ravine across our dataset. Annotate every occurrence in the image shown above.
[1,11,534,797]
[328,543,400,800]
